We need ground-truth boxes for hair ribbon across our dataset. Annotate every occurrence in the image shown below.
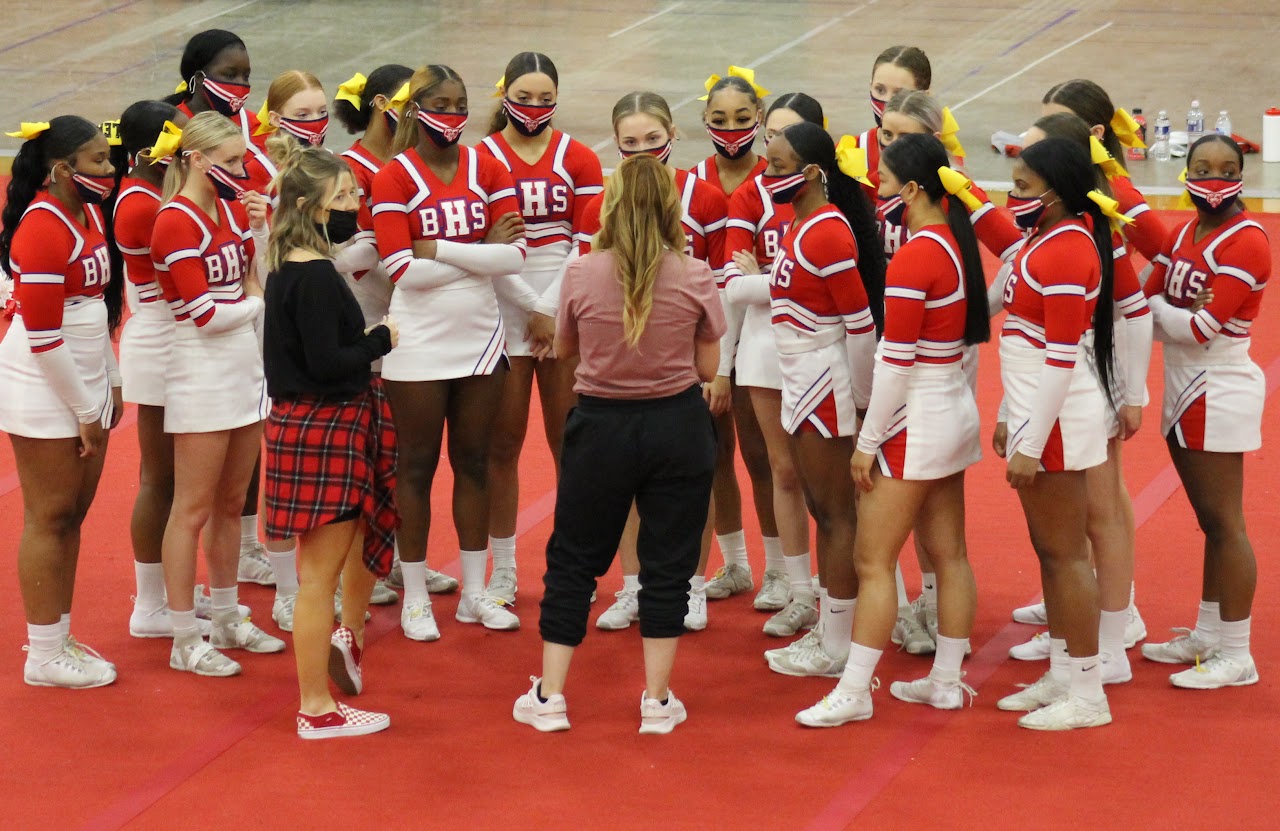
[6,121,51,140]
[834,135,872,186]
[938,167,983,212]
[699,66,769,101]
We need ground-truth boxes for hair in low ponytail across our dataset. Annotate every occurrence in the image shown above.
[391,64,465,156]
[333,63,413,134]
[161,111,242,202]
[488,52,558,135]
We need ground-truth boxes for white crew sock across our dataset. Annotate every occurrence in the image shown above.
[1219,617,1251,661]
[460,549,489,597]
[716,530,749,568]
[400,559,429,606]
[921,573,938,609]
[817,586,830,631]
[1129,581,1136,606]
[894,564,909,608]
[1049,637,1069,684]
[932,634,968,679]
[622,574,641,594]
[59,612,71,637]
[837,642,882,694]
[239,515,259,552]
[134,561,166,611]
[762,536,785,574]
[784,553,814,601]
[1194,600,1221,643]
[268,545,298,595]
[1099,609,1128,659]
[27,622,63,662]
[689,575,706,593]
[1069,655,1105,701]
[209,586,238,616]
[170,609,200,648]
[490,535,517,571]
[822,596,856,661]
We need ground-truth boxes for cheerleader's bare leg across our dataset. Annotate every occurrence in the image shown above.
[1085,437,1136,680]
[296,518,359,715]
[749,388,814,615]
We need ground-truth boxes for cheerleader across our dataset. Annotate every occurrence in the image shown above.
[756,121,883,679]
[261,146,397,738]
[151,112,285,676]
[0,117,122,688]
[722,92,824,629]
[852,45,933,196]
[248,69,332,195]
[691,68,778,606]
[988,137,1120,730]
[370,64,527,639]
[1141,135,1269,689]
[796,134,987,726]
[477,52,604,605]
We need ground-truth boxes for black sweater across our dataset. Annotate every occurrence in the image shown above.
[263,259,393,400]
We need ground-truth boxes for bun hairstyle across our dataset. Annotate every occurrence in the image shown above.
[766,92,824,127]
[333,63,413,134]
[160,110,242,202]
[704,74,761,108]
[1187,132,1244,169]
[611,90,674,134]
[1042,79,1124,163]
[266,144,349,273]
[164,29,247,105]
[390,64,465,155]
[872,45,931,89]
[884,89,943,134]
[880,133,989,346]
[1032,111,1111,194]
[262,69,324,164]
[488,52,559,135]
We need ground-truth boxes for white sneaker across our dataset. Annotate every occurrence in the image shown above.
[130,603,211,639]
[401,601,441,642]
[211,615,287,653]
[892,606,936,655]
[753,570,790,611]
[639,689,688,735]
[890,674,976,710]
[1102,651,1132,685]
[1170,654,1259,689]
[796,682,878,728]
[65,635,115,673]
[369,580,399,606]
[1013,599,1048,625]
[764,626,821,664]
[513,676,569,732]
[426,568,459,594]
[487,567,517,605]
[1125,603,1147,647]
[912,595,939,642]
[996,672,1068,712]
[332,586,372,624]
[705,563,753,600]
[24,644,116,689]
[1009,631,1052,661]
[387,558,404,588]
[272,592,297,632]
[1141,627,1219,665]
[169,640,241,677]
[456,594,519,630]
[193,585,250,619]
[684,588,708,631]
[767,638,845,678]
[237,543,276,586]
[763,597,817,637]
[596,588,640,631]
[1017,694,1111,731]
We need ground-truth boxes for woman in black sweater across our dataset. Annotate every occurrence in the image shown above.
[262,145,398,740]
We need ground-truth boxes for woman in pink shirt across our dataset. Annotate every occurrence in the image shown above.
[512,154,725,735]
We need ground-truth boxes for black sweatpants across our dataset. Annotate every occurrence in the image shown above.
[540,385,716,645]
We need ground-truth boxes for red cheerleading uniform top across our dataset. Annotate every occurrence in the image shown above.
[1002,219,1100,368]
[692,155,767,197]
[113,178,165,305]
[8,195,111,352]
[721,174,793,283]
[341,139,384,233]
[176,100,267,153]
[880,225,969,367]
[1111,174,1168,263]
[150,196,254,327]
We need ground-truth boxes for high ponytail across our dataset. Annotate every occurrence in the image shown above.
[333,63,413,134]
[391,64,465,156]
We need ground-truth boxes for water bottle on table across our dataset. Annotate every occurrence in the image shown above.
[1215,110,1232,137]
[1186,99,1205,145]
[1152,111,1172,161]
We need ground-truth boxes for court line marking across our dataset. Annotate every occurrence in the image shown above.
[0,1,142,57]
[608,2,685,39]
[951,21,1114,112]
[804,349,1280,830]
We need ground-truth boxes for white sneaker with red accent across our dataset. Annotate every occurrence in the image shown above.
[297,702,390,739]
[513,676,570,732]
[329,626,363,695]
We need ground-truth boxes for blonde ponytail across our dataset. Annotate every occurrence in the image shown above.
[161,111,241,203]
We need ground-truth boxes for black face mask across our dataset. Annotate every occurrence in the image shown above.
[318,209,359,244]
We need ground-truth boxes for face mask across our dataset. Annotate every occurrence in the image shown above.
[618,140,673,165]
[1007,193,1053,231]
[317,209,359,244]
[416,109,468,147]
[1185,177,1242,215]
[870,93,888,127]
[70,171,116,205]
[201,77,251,117]
[278,115,329,147]
[384,108,400,133]
[706,122,759,160]
[876,190,905,227]
[205,162,251,201]
[503,99,556,137]
[762,171,807,205]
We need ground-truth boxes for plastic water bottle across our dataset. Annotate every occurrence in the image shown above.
[1215,110,1232,137]
[1127,108,1147,161]
[1186,99,1205,145]
[1152,111,1172,161]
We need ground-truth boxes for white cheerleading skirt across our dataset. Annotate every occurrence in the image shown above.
[342,263,394,373]
[872,362,982,480]
[735,303,782,390]
[1161,337,1263,453]
[119,302,174,407]
[381,277,506,382]
[777,331,857,438]
[0,299,113,439]
[1000,337,1107,473]
[497,251,562,358]
[164,321,266,434]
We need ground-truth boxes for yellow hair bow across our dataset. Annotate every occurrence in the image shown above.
[493,74,505,99]
[1175,168,1194,210]
[834,135,872,186]
[938,167,983,212]
[1089,135,1128,180]
[174,80,189,95]
[823,116,829,130]
[6,121,50,140]
[1087,188,1134,230]
[699,65,769,102]
[147,120,184,163]
[940,107,966,160]
[253,99,277,136]
[1111,107,1146,149]
[387,81,412,115]
[99,119,122,147]
[336,72,367,108]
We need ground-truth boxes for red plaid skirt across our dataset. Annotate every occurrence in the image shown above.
[264,380,398,578]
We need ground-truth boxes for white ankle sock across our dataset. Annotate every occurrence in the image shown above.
[490,536,517,570]
[134,561,166,611]
[170,609,200,646]
[239,515,259,551]
[1219,617,1250,661]
[1194,600,1221,643]
[837,642,882,693]
[817,586,830,630]
[27,622,62,661]
[209,587,238,614]
[268,545,298,595]
[1099,609,1128,659]
[401,560,429,606]
[59,613,70,638]
[933,634,968,676]
[622,574,641,593]
[716,530,748,568]
[1129,581,1136,606]
[1069,655,1104,700]
[822,596,855,660]
[689,575,706,593]
[762,536,784,574]
[1049,637,1069,683]
[784,553,814,601]
[894,564,909,608]
[921,574,937,609]
[460,549,489,597]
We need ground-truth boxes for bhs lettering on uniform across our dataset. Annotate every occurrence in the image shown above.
[518,179,570,218]
[418,199,488,238]
[771,258,795,289]
[1167,259,1208,303]
[203,241,247,285]
[80,243,112,288]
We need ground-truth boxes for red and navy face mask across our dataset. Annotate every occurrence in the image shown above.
[618,140,673,165]
[201,77,251,117]
[876,192,905,227]
[1006,193,1051,231]
[71,171,116,205]
[762,171,807,204]
[278,115,330,147]
[206,162,251,201]
[503,99,555,137]
[1185,177,1243,215]
[870,93,888,127]
[416,109,468,147]
[384,108,400,133]
[707,122,759,160]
